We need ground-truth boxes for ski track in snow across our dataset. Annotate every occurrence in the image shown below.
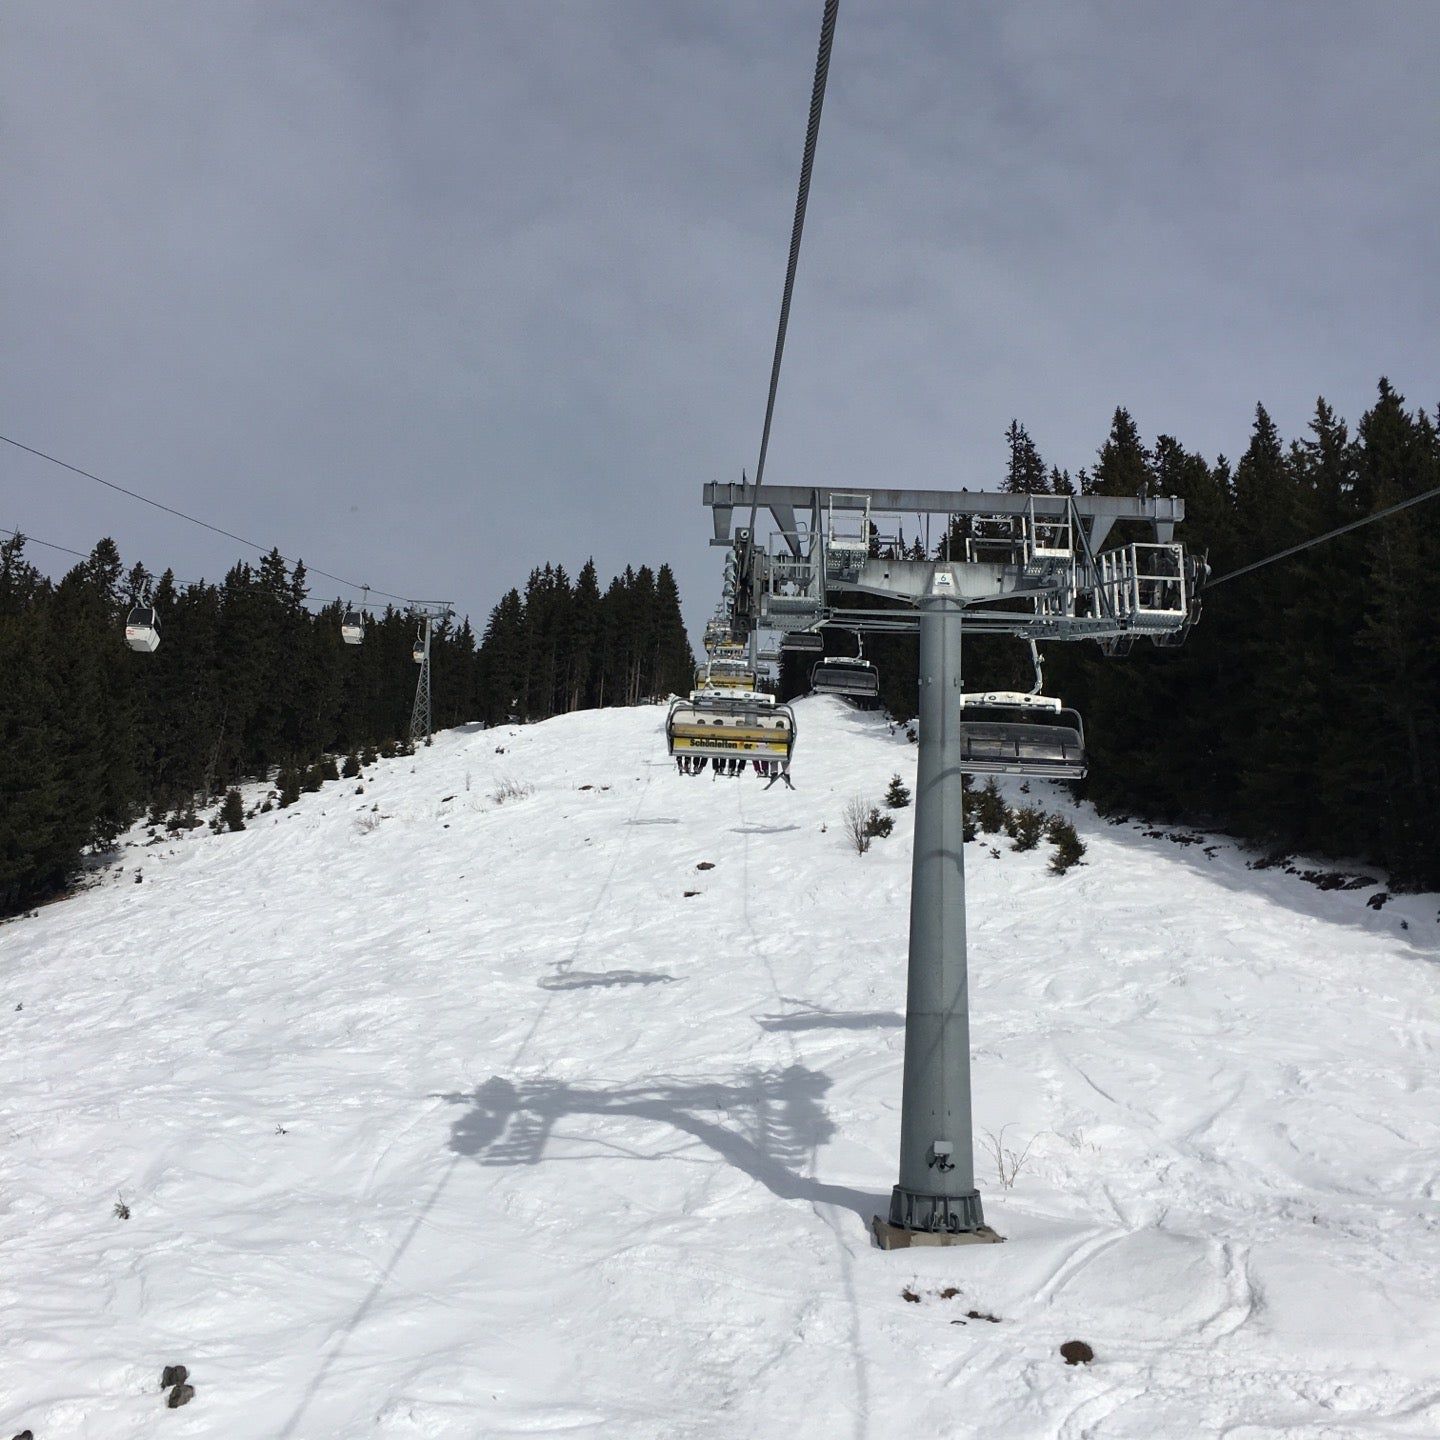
[2,697,1438,1439]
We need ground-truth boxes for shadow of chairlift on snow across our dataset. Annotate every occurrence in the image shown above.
[538,969,676,990]
[439,1065,882,1229]
[755,1002,903,1032]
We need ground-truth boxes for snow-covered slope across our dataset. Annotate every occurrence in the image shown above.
[3,698,1438,1439]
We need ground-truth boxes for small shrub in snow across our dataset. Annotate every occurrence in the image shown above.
[843,796,874,855]
[361,744,378,766]
[221,789,245,832]
[980,1125,1040,1190]
[972,779,1009,835]
[864,808,894,841]
[276,769,302,808]
[113,1196,130,1220]
[354,813,382,834]
[884,774,911,809]
[1046,816,1086,874]
[320,757,340,783]
[341,752,361,779]
[491,776,534,805]
[1007,805,1046,853]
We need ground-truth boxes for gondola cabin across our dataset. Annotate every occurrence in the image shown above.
[340,607,365,645]
[124,605,160,654]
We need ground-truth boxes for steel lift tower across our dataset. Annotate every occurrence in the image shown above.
[408,603,454,749]
[707,482,1203,1246]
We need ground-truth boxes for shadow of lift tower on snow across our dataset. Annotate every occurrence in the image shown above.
[438,1066,884,1230]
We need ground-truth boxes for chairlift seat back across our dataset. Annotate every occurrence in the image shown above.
[811,657,880,698]
[781,630,824,653]
[959,717,1086,780]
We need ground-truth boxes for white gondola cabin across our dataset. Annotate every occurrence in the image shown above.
[124,603,160,653]
[341,607,365,645]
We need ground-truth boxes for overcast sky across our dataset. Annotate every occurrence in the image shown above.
[4,1,1436,632]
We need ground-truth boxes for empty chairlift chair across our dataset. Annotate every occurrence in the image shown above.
[958,692,1087,780]
[810,654,881,699]
[781,630,824,653]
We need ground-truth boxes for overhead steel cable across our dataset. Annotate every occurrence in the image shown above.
[0,524,92,562]
[744,0,840,544]
[1207,481,1440,589]
[0,524,387,617]
[0,432,440,605]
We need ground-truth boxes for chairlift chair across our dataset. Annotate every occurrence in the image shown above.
[704,658,758,692]
[810,655,881,699]
[666,689,796,785]
[959,692,1087,780]
[781,630,824,653]
[810,634,880,699]
[412,626,426,664]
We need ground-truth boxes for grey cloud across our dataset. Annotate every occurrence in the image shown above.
[3,1,1436,627]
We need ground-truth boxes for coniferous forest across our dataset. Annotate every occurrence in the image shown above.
[782,380,1440,891]
[0,549,693,914]
[4,381,1437,914]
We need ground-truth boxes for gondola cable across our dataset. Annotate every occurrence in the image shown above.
[1206,480,1440,589]
[0,432,439,606]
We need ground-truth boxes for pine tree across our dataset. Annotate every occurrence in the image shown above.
[1002,420,1049,494]
[1091,408,1150,498]
[221,788,246,832]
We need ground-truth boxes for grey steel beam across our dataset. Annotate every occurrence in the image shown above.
[704,481,1183,529]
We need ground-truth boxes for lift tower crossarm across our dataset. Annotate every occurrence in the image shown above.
[705,482,1183,550]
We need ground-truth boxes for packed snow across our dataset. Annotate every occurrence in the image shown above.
[3,698,1438,1439]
